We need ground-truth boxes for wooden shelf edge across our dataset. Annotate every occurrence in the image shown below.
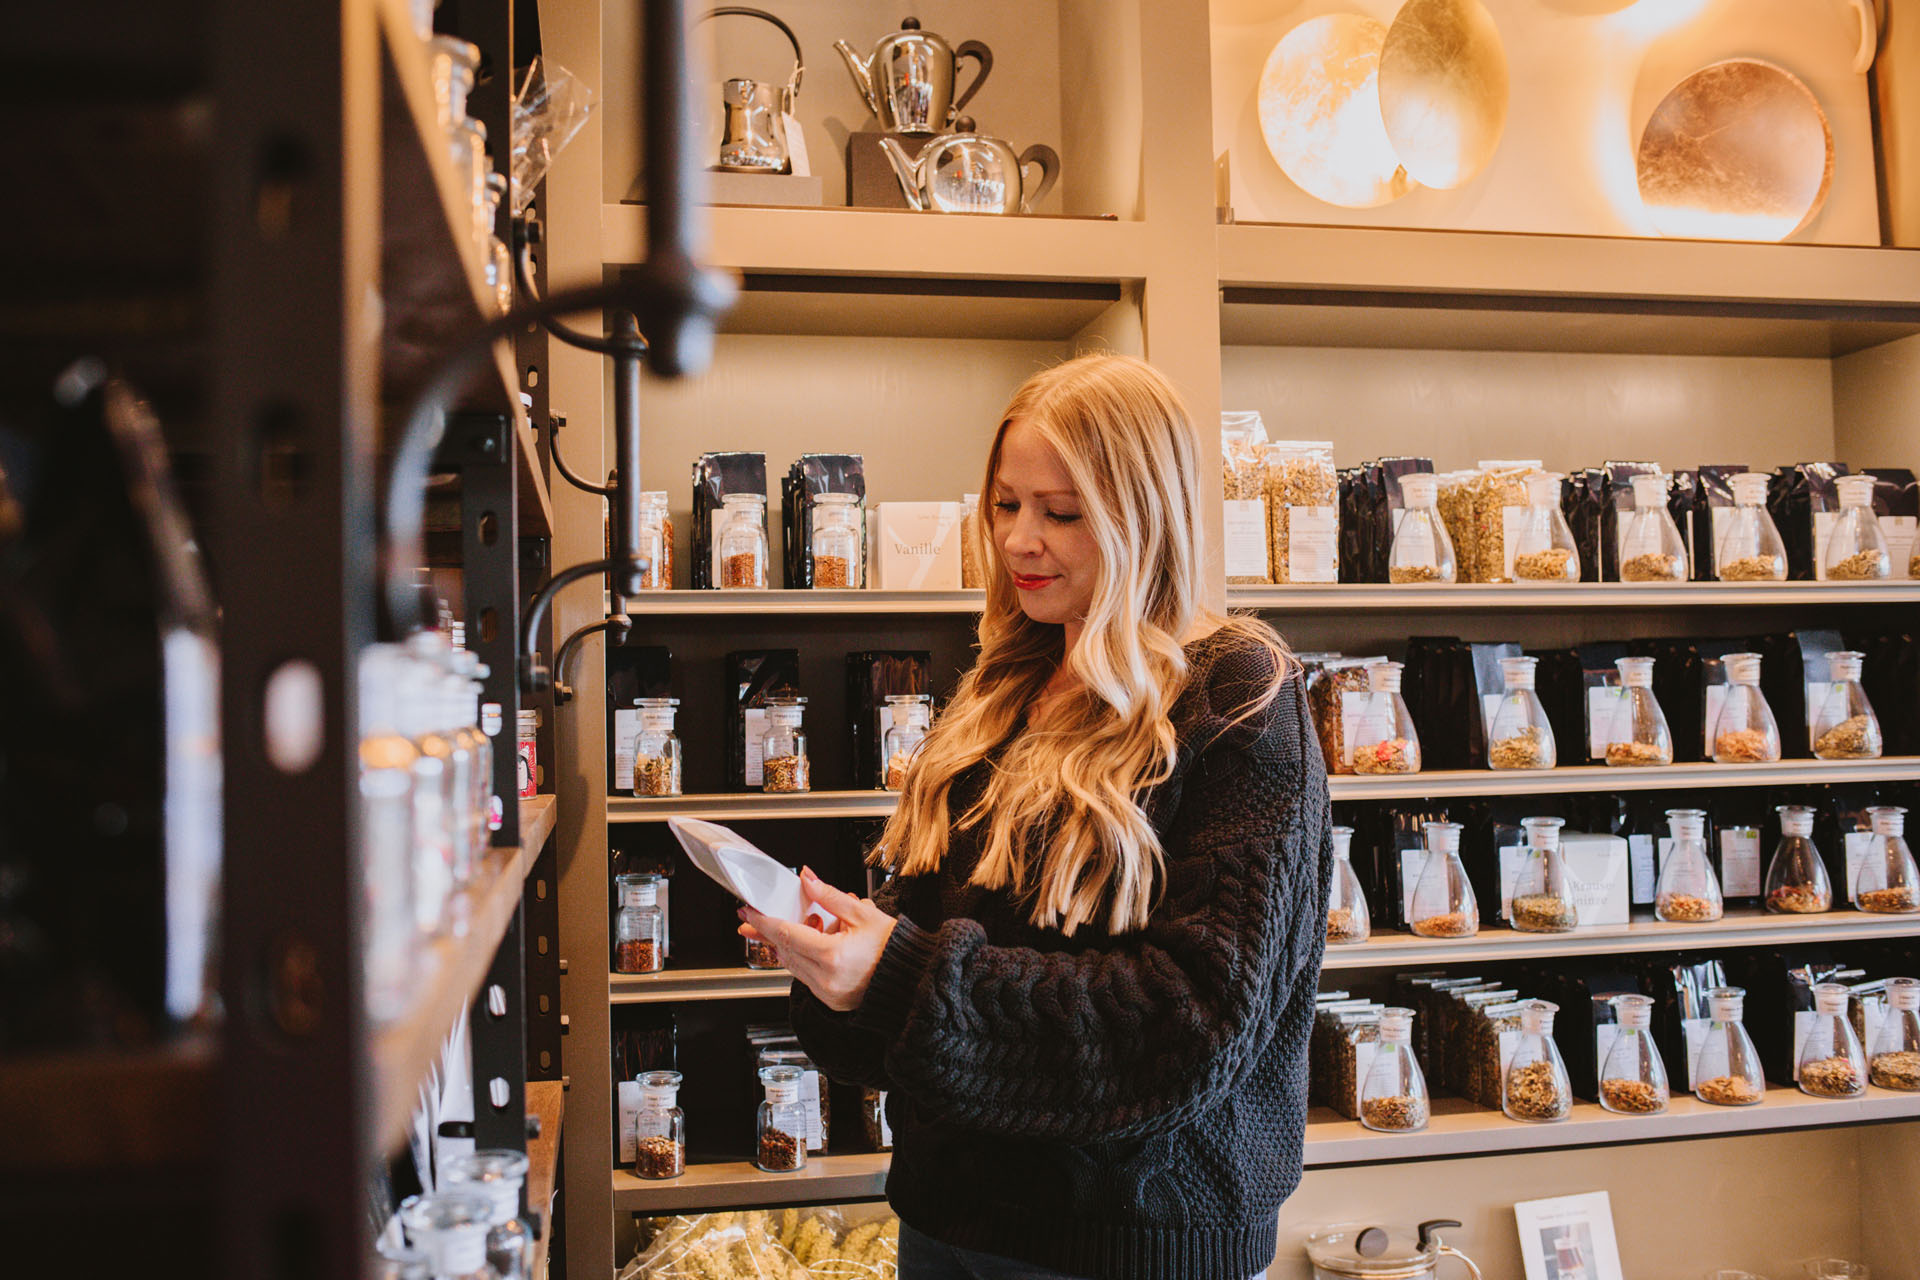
[612,1152,892,1213]
[515,403,552,537]
[526,1079,565,1280]
[607,589,985,615]
[1230,582,1920,610]
[611,967,793,1004]
[609,791,899,823]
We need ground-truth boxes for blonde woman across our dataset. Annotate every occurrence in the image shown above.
[741,354,1332,1280]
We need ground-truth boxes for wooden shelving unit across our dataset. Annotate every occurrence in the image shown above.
[527,1078,567,1280]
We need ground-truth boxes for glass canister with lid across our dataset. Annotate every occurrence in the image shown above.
[630,697,682,797]
[717,492,770,589]
[1598,993,1669,1114]
[1764,804,1832,914]
[1618,473,1687,581]
[1350,661,1421,774]
[1408,821,1478,939]
[1305,1220,1485,1280]
[1510,471,1581,582]
[613,872,665,974]
[1502,1000,1572,1122]
[1487,656,1556,770]
[1388,472,1457,584]
[1693,985,1766,1106]
[1811,650,1883,760]
[1855,805,1920,914]
[809,491,865,588]
[755,1065,810,1172]
[636,491,673,590]
[761,695,811,793]
[1509,816,1578,933]
[1709,652,1781,764]
[632,1069,686,1179]
[1357,1006,1429,1132]
[1795,982,1867,1099]
[1823,474,1892,580]
[1327,825,1371,945]
[1715,471,1787,582]
[1602,656,1672,767]
[1655,807,1723,922]
[882,692,932,791]
[1868,976,1920,1090]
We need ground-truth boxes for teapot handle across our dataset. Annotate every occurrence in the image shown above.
[1017,143,1060,213]
[1848,0,1879,74]
[952,41,995,117]
[1436,1245,1485,1280]
[699,7,807,110]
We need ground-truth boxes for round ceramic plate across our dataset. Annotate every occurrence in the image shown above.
[1636,58,1832,241]
[1258,14,1414,208]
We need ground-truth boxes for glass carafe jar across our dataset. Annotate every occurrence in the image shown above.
[1824,475,1891,580]
[1715,471,1787,582]
[449,649,495,844]
[755,1065,809,1172]
[443,1150,532,1280]
[1327,825,1370,945]
[810,492,864,589]
[1388,472,1457,584]
[1710,652,1781,763]
[401,650,456,939]
[1409,821,1478,938]
[632,1070,686,1179]
[761,696,810,793]
[744,930,781,970]
[1503,1000,1572,1122]
[1511,816,1578,933]
[1488,655,1556,769]
[1351,661,1422,774]
[1619,474,1688,582]
[1764,804,1832,914]
[717,492,769,589]
[401,1189,498,1280]
[882,693,932,791]
[1655,807,1723,922]
[1868,976,1920,1091]
[613,873,665,974]
[1812,650,1883,760]
[359,644,418,1023]
[1511,472,1581,582]
[1604,656,1673,767]
[1855,806,1920,914]
[1796,982,1867,1099]
[1598,993,1669,1114]
[630,697,683,797]
[1358,1007,1429,1132]
[636,491,672,590]
[1693,985,1766,1106]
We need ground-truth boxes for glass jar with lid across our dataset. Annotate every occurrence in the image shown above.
[1855,806,1920,914]
[1796,982,1867,1098]
[1510,816,1578,933]
[613,872,665,974]
[1487,656,1556,769]
[1710,652,1781,763]
[809,492,864,589]
[761,695,810,792]
[1388,473,1457,584]
[1868,976,1920,1091]
[1598,993,1669,1114]
[630,697,682,797]
[1510,472,1581,582]
[443,1149,532,1280]
[1824,475,1891,580]
[400,1189,497,1280]
[1358,1007,1429,1132]
[755,1065,810,1172]
[1715,472,1787,581]
[1764,804,1832,914]
[718,493,769,589]
[1603,656,1672,766]
[427,35,480,132]
[1326,825,1370,945]
[1502,1000,1572,1122]
[1812,650,1883,760]
[636,491,673,591]
[1618,474,1688,581]
[744,931,781,970]
[632,1070,686,1179]
[1655,807,1723,922]
[882,692,932,791]
[861,1086,894,1150]
[1408,821,1477,938]
[359,644,418,1023]
[1693,985,1766,1105]
[1350,661,1421,774]
[1304,1221,1485,1280]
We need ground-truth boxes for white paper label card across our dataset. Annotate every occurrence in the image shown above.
[617,1081,641,1162]
[1719,828,1762,898]
[1499,1028,1523,1079]
[1341,690,1391,768]
[1222,499,1269,579]
[1498,844,1525,916]
[1813,510,1838,581]
[1846,830,1875,904]
[1703,683,1729,755]
[1284,505,1339,583]
[1396,515,1435,567]
[614,707,639,789]
[1792,1009,1818,1079]
[1501,505,1527,579]
[1710,505,1734,573]
[1588,686,1631,759]
[1353,1040,1380,1112]
[1595,1023,1622,1083]
[802,1069,825,1151]
[1400,848,1429,920]
[743,707,768,786]
[1683,1017,1711,1089]
[1628,834,1656,905]
[1882,514,1918,578]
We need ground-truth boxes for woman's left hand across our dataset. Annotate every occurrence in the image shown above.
[739,867,898,1013]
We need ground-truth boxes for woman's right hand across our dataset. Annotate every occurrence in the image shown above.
[739,868,898,1013]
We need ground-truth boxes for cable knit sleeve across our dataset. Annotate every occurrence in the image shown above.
[849,639,1331,1145]
[788,864,927,1091]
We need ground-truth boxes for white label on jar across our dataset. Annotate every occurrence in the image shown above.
[1845,831,1876,904]
[1813,510,1838,581]
[1282,505,1339,583]
[1792,1009,1820,1079]
[1804,680,1835,749]
[1629,834,1657,905]
[878,1091,893,1148]
[1394,516,1436,569]
[1861,999,1888,1055]
[801,1069,825,1152]
[1340,691,1392,769]
[1498,1029,1523,1079]
[1352,1039,1380,1112]
[1882,514,1917,578]
[1399,848,1429,920]
[1683,1017,1711,1089]
[1710,505,1734,574]
[1702,682,1731,755]
[744,707,769,787]
[516,737,537,799]
[1595,1023,1622,1083]
[1498,844,1524,917]
[1719,828,1762,898]
[1499,506,1527,579]
[1222,499,1269,579]
[1588,686,1631,760]
[617,1080,641,1162]
[1480,693,1503,740]
[614,707,639,790]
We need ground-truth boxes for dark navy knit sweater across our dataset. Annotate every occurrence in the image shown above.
[791,628,1333,1280]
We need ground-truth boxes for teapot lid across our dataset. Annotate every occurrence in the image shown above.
[1305,1221,1463,1279]
[901,16,920,29]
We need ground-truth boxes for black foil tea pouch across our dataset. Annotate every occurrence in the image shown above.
[725,649,800,790]
[1860,633,1919,756]
[783,454,866,589]
[1404,636,1474,770]
[845,650,932,790]
[1564,470,1604,584]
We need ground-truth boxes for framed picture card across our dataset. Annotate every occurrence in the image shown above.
[1513,1191,1625,1280]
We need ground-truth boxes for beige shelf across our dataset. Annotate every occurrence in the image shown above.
[1230,581,1920,611]
[371,795,559,1149]
[611,588,985,616]
[611,967,793,1005]
[609,791,898,823]
[526,1079,565,1280]
[612,1152,892,1213]
[1324,905,1920,970]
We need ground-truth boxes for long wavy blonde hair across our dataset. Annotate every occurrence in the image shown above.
[874,353,1289,934]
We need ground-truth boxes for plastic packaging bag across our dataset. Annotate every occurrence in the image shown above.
[623,1209,899,1279]
[511,57,595,214]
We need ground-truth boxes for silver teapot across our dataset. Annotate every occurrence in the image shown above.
[877,119,1059,215]
[702,7,805,173]
[834,17,992,136]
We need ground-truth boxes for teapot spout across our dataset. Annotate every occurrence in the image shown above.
[833,40,880,117]
[876,135,928,211]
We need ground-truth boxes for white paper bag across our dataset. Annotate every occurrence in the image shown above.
[667,817,837,927]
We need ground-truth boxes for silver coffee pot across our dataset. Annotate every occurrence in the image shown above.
[702,7,805,173]
[877,118,1059,216]
[834,17,992,136]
